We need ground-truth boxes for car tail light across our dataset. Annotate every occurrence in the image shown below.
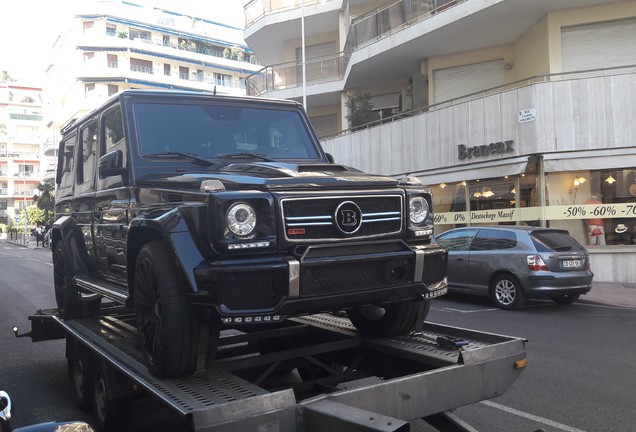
[527,255,548,271]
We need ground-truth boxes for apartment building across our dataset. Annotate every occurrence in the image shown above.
[0,81,46,225]
[45,0,262,130]
[244,0,636,283]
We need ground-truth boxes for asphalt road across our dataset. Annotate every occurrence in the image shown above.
[2,244,636,431]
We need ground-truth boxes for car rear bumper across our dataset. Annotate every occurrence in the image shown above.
[190,241,448,324]
[525,272,593,297]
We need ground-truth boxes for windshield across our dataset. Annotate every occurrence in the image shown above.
[134,101,321,161]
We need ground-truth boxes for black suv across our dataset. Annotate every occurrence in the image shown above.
[52,89,448,377]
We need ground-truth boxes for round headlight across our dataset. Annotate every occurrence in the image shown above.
[226,203,256,236]
[409,196,429,224]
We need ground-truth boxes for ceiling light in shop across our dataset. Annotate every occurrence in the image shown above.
[605,175,616,184]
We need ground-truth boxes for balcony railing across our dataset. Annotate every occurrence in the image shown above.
[247,52,349,96]
[244,0,323,28]
[246,0,464,96]
[126,65,247,89]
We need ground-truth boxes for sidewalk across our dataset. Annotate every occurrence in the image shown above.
[3,239,636,309]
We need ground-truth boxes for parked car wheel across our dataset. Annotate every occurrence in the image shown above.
[491,274,526,310]
[551,293,580,305]
[134,241,202,377]
[53,242,82,319]
[347,299,430,337]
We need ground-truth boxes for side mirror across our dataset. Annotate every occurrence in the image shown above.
[98,150,126,179]
[325,153,335,163]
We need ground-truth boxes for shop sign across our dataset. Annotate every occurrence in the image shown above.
[457,140,514,160]
[518,108,536,123]
[545,203,636,220]
[434,207,541,224]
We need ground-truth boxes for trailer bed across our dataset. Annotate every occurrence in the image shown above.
[27,308,526,431]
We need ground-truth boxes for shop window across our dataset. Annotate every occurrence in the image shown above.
[546,168,636,247]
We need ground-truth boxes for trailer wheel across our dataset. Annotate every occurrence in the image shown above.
[67,340,94,411]
[91,362,130,431]
[53,242,82,319]
[134,241,200,377]
[347,299,430,337]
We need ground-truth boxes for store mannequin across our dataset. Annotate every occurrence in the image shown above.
[585,195,605,246]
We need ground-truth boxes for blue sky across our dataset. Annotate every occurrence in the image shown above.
[0,0,245,81]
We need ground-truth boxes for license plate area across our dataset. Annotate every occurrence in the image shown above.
[561,259,582,269]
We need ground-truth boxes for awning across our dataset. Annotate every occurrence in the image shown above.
[409,156,531,186]
[543,147,636,172]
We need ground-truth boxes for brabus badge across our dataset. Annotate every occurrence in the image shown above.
[334,201,363,234]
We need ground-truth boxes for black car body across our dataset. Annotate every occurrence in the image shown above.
[52,89,448,377]
[435,226,593,309]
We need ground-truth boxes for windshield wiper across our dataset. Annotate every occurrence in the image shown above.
[217,152,276,162]
[144,151,215,166]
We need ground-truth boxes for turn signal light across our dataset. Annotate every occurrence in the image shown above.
[514,359,528,369]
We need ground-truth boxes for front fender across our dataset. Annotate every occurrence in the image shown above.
[51,215,92,276]
[127,206,209,294]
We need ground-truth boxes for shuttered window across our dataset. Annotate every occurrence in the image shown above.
[433,59,505,104]
[562,19,636,72]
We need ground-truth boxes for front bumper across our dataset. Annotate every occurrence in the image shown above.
[191,240,448,324]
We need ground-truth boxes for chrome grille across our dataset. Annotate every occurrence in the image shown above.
[281,194,403,242]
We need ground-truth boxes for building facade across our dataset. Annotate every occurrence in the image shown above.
[243,0,636,283]
[0,81,46,226]
[45,0,262,130]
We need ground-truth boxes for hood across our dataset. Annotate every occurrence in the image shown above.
[136,161,400,190]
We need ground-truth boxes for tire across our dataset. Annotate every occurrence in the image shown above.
[67,340,93,411]
[346,299,430,337]
[53,242,82,319]
[491,274,526,310]
[91,362,130,431]
[551,293,580,305]
[134,241,201,377]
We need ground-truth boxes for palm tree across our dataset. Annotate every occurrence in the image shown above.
[33,179,55,226]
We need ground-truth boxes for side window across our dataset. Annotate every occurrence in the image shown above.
[99,106,128,190]
[436,229,478,251]
[77,120,98,189]
[470,229,517,251]
[57,134,77,193]
[104,107,125,152]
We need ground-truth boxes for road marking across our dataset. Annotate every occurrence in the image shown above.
[480,400,587,432]
[27,258,39,262]
[434,307,499,313]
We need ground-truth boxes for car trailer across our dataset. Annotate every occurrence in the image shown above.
[16,307,527,431]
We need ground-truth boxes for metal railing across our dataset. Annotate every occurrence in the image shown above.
[244,0,323,28]
[321,64,636,140]
[246,0,464,95]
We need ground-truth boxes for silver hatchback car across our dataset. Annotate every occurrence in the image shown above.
[435,226,593,309]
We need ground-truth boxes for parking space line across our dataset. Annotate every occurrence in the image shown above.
[480,400,587,432]
[434,307,499,313]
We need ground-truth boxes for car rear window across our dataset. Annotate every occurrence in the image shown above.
[531,230,586,252]
[471,229,517,250]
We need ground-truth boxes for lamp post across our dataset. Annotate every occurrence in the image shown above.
[301,0,307,110]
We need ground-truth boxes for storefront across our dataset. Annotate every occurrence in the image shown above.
[420,149,636,283]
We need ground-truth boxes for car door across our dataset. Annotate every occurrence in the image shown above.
[435,228,477,289]
[94,105,130,285]
[466,228,518,294]
[73,119,99,272]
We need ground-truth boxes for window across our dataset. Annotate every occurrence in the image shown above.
[82,21,94,34]
[107,54,118,68]
[164,64,171,76]
[162,35,170,46]
[130,58,153,74]
[106,25,116,36]
[108,85,119,97]
[84,52,95,62]
[129,28,151,40]
[57,134,76,191]
[85,83,95,95]
[214,73,231,86]
[103,108,124,152]
[77,121,97,186]
[179,66,189,80]
[470,229,517,251]
[436,228,478,251]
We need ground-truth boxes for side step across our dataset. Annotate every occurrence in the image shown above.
[75,276,128,305]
